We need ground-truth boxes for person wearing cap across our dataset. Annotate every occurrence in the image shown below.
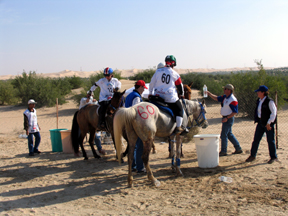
[79,91,106,155]
[125,80,148,173]
[23,99,41,156]
[246,85,278,164]
[206,84,242,156]
[79,91,97,110]
[89,67,121,128]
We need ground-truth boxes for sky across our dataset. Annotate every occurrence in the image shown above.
[0,0,287,76]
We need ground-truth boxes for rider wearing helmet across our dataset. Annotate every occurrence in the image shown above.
[149,55,188,135]
[89,67,121,128]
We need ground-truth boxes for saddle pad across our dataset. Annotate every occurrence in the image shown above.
[149,101,174,119]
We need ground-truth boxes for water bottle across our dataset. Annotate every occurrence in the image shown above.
[19,134,28,139]
[219,176,232,183]
[203,84,207,98]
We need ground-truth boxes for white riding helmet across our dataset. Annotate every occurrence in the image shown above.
[157,62,165,69]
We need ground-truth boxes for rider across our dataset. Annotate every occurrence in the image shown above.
[149,55,188,135]
[89,67,121,128]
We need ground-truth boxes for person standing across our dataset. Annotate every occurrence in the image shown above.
[206,84,242,156]
[125,80,148,173]
[89,67,121,128]
[79,91,106,155]
[245,85,278,164]
[149,55,188,135]
[23,99,41,156]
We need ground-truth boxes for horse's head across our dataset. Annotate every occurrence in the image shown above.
[107,89,126,116]
[186,99,208,129]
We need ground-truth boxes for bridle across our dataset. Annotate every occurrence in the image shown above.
[182,99,206,127]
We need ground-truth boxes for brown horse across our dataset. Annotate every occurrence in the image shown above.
[183,82,193,100]
[71,90,126,160]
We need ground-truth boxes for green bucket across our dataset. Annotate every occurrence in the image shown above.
[49,129,68,152]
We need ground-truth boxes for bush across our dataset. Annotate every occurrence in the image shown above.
[0,80,19,105]
[11,71,71,107]
[128,69,155,83]
[65,75,83,89]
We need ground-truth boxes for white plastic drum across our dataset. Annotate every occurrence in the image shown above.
[194,134,220,168]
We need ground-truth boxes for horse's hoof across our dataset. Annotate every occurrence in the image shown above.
[121,158,125,163]
[84,157,88,160]
[181,154,185,158]
[153,150,157,154]
[171,166,176,173]
[153,180,161,187]
[176,170,184,177]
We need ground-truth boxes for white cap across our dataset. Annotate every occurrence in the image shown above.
[28,99,37,104]
[87,91,94,96]
[157,62,165,69]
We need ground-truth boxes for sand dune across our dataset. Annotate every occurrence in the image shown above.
[0,67,275,80]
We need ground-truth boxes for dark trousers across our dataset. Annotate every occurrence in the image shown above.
[250,123,277,159]
[98,101,110,125]
[28,132,41,153]
[132,137,144,171]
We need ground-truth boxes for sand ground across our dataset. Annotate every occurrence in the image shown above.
[0,80,287,215]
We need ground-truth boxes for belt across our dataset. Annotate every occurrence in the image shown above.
[222,116,228,118]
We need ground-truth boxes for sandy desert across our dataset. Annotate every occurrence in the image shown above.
[0,78,287,215]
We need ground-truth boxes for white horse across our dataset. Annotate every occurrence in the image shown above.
[113,99,208,187]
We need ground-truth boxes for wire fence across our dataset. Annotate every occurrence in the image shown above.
[193,91,288,149]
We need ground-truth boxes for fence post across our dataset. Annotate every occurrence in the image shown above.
[275,91,278,149]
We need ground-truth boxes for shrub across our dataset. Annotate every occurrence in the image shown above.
[11,71,71,107]
[0,80,19,105]
[128,68,155,83]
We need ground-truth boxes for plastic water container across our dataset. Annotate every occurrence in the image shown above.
[49,129,68,152]
[60,130,74,154]
[194,134,220,168]
[203,85,207,98]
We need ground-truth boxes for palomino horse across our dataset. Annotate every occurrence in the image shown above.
[113,99,208,187]
[71,90,126,160]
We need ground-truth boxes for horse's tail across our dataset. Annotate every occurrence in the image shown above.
[71,110,80,154]
[113,107,136,164]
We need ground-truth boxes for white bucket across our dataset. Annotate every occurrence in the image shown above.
[60,130,74,154]
[194,134,220,168]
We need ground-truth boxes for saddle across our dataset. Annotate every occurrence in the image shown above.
[149,96,175,121]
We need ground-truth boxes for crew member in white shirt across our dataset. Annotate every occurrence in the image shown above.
[245,85,278,164]
[206,84,242,156]
[23,99,41,156]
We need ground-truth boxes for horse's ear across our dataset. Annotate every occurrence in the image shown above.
[121,90,126,96]
[114,87,119,93]
[202,99,205,105]
[188,82,193,88]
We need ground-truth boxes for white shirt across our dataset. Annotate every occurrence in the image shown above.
[257,96,277,124]
[90,77,121,102]
[220,94,238,116]
[23,108,39,133]
[79,96,97,109]
[149,67,182,103]
[132,97,141,106]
